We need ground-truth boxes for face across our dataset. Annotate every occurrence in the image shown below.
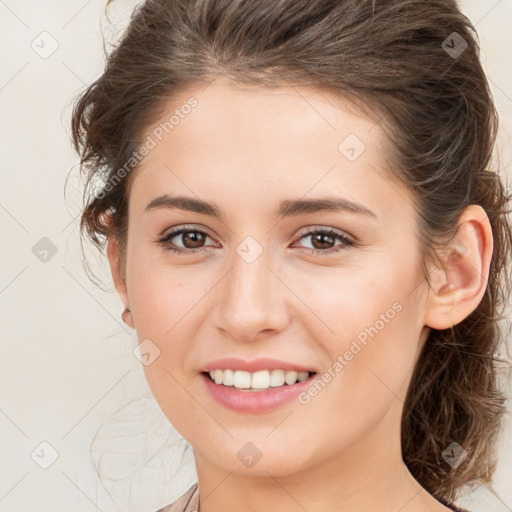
[115,78,432,478]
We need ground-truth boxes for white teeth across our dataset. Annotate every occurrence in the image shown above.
[270,370,285,387]
[251,370,270,389]
[233,370,251,389]
[206,369,311,390]
[284,371,298,385]
[297,372,308,382]
[222,369,234,386]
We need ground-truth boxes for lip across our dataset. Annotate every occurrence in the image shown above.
[199,357,316,373]
[200,371,318,413]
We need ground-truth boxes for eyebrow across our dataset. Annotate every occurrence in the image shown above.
[144,194,377,220]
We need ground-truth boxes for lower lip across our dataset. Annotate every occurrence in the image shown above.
[200,372,317,413]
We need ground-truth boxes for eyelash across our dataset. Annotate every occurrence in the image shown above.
[156,225,355,256]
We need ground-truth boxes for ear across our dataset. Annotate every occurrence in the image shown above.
[424,205,493,329]
[106,235,133,328]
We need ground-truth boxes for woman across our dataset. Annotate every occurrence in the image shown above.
[71,0,512,511]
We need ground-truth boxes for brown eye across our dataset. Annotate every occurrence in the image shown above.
[294,228,355,255]
[309,232,336,250]
[178,230,207,249]
[158,227,215,254]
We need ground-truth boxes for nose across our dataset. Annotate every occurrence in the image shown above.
[213,245,290,342]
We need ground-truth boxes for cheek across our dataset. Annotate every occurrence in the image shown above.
[292,256,423,400]
[132,271,199,437]
[126,254,190,381]
[127,247,204,335]
[283,256,413,340]
[292,298,420,461]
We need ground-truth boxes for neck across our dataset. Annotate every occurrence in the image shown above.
[193,399,444,512]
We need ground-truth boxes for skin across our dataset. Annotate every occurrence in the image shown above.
[107,77,492,512]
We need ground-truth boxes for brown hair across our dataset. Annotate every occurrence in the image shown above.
[70,0,512,503]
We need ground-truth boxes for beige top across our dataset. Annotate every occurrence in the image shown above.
[157,483,199,512]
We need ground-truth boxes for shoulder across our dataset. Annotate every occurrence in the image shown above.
[156,483,199,512]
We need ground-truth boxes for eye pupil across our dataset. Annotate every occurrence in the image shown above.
[183,231,206,248]
[312,233,334,249]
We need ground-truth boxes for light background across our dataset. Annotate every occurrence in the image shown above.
[0,1,511,511]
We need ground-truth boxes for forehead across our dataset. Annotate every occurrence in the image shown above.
[141,78,380,155]
[128,79,413,221]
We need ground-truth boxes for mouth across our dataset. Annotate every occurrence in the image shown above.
[200,368,318,413]
[201,369,318,392]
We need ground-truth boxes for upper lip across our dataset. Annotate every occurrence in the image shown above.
[199,357,316,373]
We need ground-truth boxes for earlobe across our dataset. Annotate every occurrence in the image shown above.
[121,306,135,329]
[424,205,493,330]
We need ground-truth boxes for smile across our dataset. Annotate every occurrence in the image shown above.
[205,369,314,391]
[200,370,318,413]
